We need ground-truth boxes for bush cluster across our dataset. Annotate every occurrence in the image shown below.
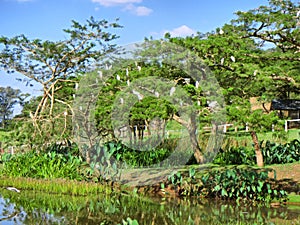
[213,139,300,165]
[166,166,288,203]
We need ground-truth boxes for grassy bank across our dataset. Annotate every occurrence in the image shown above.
[0,176,114,196]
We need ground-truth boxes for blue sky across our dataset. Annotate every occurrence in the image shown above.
[0,0,269,98]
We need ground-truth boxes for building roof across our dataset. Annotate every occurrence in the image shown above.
[271,99,300,110]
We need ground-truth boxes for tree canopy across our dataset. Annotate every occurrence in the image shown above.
[0,86,28,129]
[0,17,122,141]
[1,0,299,166]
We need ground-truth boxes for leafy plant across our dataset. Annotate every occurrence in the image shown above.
[1,150,86,181]
[90,141,172,169]
[213,146,256,165]
[45,139,81,157]
[261,139,300,165]
[213,139,300,166]
[118,217,139,225]
[199,166,288,203]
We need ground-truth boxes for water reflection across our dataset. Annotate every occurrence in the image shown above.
[0,189,299,224]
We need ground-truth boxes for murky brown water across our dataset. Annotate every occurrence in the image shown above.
[0,189,299,225]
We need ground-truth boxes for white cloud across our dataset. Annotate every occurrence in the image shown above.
[92,0,153,16]
[164,25,197,37]
[123,4,153,16]
[91,0,142,7]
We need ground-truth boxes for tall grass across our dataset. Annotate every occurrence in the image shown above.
[0,177,112,196]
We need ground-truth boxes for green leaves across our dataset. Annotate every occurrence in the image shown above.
[1,150,84,181]
[0,86,28,129]
[0,17,122,146]
[118,217,139,225]
[199,166,288,203]
[213,139,300,166]
[262,139,300,164]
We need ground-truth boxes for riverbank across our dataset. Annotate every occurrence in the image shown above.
[1,162,299,204]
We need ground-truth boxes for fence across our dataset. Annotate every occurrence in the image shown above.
[285,119,300,132]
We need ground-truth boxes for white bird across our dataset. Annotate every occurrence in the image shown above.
[127,80,130,86]
[132,89,143,100]
[220,58,225,65]
[137,66,141,72]
[105,64,112,70]
[155,91,160,98]
[116,75,121,81]
[297,11,300,17]
[170,86,176,96]
[29,111,34,119]
[98,70,103,79]
[219,29,224,35]
[6,187,20,193]
[120,98,124,104]
[75,83,79,90]
[195,81,200,89]
[230,56,236,62]
[126,68,129,76]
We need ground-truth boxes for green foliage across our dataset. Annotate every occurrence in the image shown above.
[44,139,81,157]
[0,86,28,129]
[165,166,288,203]
[0,177,110,196]
[90,141,172,169]
[213,139,300,166]
[0,17,121,146]
[213,146,256,166]
[199,166,288,203]
[118,217,139,225]
[1,150,86,180]
[261,139,300,164]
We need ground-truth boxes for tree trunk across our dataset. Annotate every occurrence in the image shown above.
[189,128,204,164]
[251,130,264,167]
[173,114,204,164]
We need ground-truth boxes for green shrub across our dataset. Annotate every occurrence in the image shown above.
[45,139,81,157]
[166,166,288,203]
[199,166,288,202]
[118,217,139,225]
[213,139,300,166]
[1,151,86,180]
[213,147,255,165]
[91,141,172,168]
[261,139,300,164]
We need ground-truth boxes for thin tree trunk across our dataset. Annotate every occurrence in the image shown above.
[251,130,264,167]
[173,114,204,164]
[188,123,204,164]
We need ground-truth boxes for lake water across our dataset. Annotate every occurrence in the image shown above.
[0,189,299,224]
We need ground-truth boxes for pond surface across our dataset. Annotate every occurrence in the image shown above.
[0,189,299,225]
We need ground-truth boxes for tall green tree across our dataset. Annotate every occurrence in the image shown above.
[0,86,28,129]
[230,0,300,166]
[86,52,221,164]
[164,0,300,166]
[0,17,121,142]
[233,0,300,97]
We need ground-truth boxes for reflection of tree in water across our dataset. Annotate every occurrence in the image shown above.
[0,195,64,224]
[1,191,299,225]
